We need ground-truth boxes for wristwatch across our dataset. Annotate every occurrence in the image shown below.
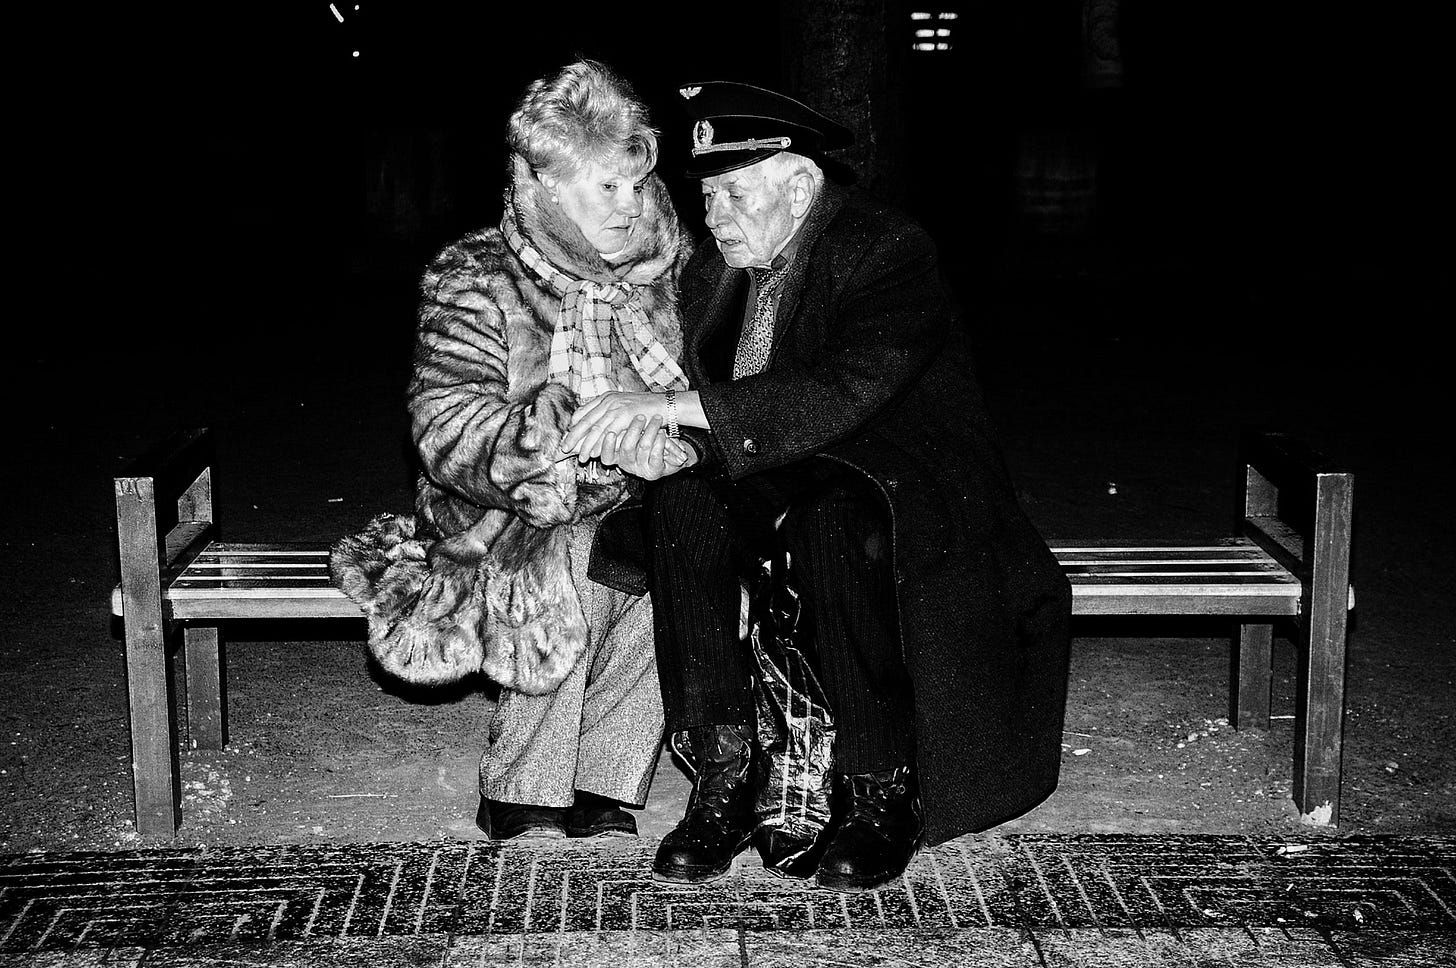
[664,388,681,438]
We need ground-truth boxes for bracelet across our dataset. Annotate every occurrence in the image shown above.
[664,388,681,438]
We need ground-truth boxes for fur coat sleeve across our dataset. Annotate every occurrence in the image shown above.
[409,234,578,530]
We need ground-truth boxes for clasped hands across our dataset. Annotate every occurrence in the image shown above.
[559,391,690,481]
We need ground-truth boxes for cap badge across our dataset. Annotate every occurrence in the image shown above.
[693,119,715,152]
[679,86,702,99]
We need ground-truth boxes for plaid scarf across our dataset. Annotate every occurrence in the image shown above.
[502,201,688,403]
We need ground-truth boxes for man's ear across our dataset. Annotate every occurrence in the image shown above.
[788,171,815,219]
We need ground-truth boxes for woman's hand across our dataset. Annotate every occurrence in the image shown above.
[561,391,665,460]
[595,414,691,481]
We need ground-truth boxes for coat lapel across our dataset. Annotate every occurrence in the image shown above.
[688,256,747,379]
[768,181,847,363]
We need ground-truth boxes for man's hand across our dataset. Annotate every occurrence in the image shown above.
[595,414,693,481]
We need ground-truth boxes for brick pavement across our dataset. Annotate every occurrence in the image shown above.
[0,835,1452,965]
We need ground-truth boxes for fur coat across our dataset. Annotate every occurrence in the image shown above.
[331,155,692,693]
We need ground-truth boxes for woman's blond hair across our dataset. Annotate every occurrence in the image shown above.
[507,59,658,182]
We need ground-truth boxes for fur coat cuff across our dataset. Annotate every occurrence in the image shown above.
[329,510,587,693]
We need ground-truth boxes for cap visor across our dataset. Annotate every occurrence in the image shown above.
[682,147,786,179]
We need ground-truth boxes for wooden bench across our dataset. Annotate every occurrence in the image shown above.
[111,428,1354,837]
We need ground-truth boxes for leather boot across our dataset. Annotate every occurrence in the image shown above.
[815,766,923,893]
[653,725,757,883]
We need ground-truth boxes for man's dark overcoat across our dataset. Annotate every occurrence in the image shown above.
[669,178,1073,845]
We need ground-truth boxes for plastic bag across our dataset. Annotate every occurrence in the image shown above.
[748,553,836,877]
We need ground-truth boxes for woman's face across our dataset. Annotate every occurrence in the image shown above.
[549,158,648,259]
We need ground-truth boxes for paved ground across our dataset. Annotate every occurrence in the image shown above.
[2,835,1452,965]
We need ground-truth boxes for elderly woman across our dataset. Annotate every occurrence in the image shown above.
[332,60,692,841]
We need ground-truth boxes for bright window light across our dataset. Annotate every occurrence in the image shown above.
[911,11,932,19]
[938,11,959,19]
[912,42,936,50]
[915,28,935,37]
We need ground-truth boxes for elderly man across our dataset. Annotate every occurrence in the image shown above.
[561,81,1072,892]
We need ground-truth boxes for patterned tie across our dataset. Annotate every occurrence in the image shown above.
[733,263,790,379]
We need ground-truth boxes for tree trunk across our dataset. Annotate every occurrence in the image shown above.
[780,0,911,205]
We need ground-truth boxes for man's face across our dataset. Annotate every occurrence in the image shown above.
[699,160,796,269]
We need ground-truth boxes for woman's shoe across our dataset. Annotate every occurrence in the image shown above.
[566,791,638,838]
[479,798,568,841]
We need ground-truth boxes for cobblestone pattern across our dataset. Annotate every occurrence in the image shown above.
[0,836,1451,955]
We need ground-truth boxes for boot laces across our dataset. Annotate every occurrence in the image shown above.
[683,728,752,822]
[845,769,911,828]
[688,757,750,821]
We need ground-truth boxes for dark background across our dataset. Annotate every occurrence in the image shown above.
[32,2,1442,371]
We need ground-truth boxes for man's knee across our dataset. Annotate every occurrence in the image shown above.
[789,479,891,561]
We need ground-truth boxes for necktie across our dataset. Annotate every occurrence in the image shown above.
[733,263,790,379]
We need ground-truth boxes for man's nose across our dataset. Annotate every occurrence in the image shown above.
[705,196,727,227]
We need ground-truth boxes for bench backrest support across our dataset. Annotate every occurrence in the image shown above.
[1240,429,1355,822]
[113,427,217,835]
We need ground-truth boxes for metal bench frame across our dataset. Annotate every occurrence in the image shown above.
[112,428,1354,837]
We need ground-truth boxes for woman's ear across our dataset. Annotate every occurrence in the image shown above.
[538,172,560,203]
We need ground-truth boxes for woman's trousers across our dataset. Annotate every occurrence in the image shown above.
[480,519,664,808]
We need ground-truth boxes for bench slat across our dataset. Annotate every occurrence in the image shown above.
[184,560,329,575]
[170,595,363,620]
[1061,557,1278,566]
[194,553,331,560]
[172,578,338,590]
[1057,555,1280,564]
[1068,574,1299,584]
[170,585,345,598]
[175,570,333,580]
[1071,593,1299,616]
[204,544,334,556]
[1051,545,1271,555]
[1063,565,1291,574]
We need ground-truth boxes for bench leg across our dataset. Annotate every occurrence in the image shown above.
[1294,598,1349,826]
[125,620,181,837]
[1293,473,1354,826]
[1232,622,1272,729]
[182,625,227,750]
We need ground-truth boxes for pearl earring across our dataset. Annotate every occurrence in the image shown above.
[550,194,559,204]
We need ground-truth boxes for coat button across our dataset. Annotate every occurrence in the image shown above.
[742,438,758,455]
